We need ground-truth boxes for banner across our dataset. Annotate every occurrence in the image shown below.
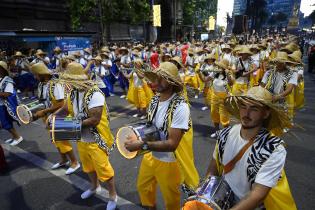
[153,5,161,27]
[55,37,91,53]
[209,16,215,31]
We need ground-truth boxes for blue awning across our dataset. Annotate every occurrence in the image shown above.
[22,36,56,42]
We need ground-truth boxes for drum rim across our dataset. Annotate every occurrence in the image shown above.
[116,126,138,159]
[16,104,32,124]
[182,200,214,210]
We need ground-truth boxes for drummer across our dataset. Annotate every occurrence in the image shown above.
[52,62,117,210]
[206,86,297,210]
[0,61,23,146]
[30,63,80,175]
[125,62,199,210]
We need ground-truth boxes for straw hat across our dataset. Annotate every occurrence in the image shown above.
[204,54,216,62]
[188,48,194,55]
[133,58,143,66]
[280,43,297,54]
[101,46,110,53]
[288,51,302,64]
[92,55,102,62]
[222,44,232,51]
[249,44,260,51]
[238,46,253,56]
[53,46,62,53]
[171,56,184,68]
[0,61,8,73]
[66,55,76,61]
[73,51,81,57]
[119,47,129,54]
[30,63,51,75]
[144,62,183,91]
[83,48,92,54]
[196,48,205,54]
[13,51,25,58]
[227,41,237,47]
[258,42,268,50]
[224,86,292,134]
[271,52,296,64]
[215,59,230,70]
[35,49,47,56]
[100,52,109,58]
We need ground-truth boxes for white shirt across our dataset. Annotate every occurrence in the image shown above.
[185,56,195,76]
[120,55,131,68]
[152,94,190,162]
[262,70,298,94]
[222,53,233,65]
[91,65,106,88]
[213,124,286,200]
[234,59,251,84]
[72,91,105,142]
[38,83,64,107]
[212,74,227,93]
[133,72,143,87]
[31,57,50,65]
[101,59,112,76]
[0,78,14,105]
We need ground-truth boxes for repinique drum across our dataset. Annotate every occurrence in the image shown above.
[17,98,46,124]
[182,176,235,210]
[116,123,160,159]
[50,116,82,142]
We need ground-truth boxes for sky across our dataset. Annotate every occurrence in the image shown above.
[216,0,315,27]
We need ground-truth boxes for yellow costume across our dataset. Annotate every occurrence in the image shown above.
[211,91,230,127]
[294,79,304,110]
[232,83,248,96]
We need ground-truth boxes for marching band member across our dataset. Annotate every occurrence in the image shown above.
[197,54,217,111]
[0,61,23,146]
[30,49,50,67]
[231,47,254,95]
[100,52,114,96]
[50,47,65,70]
[52,62,117,209]
[249,44,261,87]
[221,45,234,65]
[73,51,87,67]
[30,63,80,174]
[185,48,199,98]
[117,47,131,98]
[125,62,199,210]
[206,86,297,210]
[261,52,298,126]
[124,58,153,119]
[83,48,93,62]
[210,59,233,138]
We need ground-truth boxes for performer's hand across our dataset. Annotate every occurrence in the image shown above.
[272,95,281,102]
[124,135,142,152]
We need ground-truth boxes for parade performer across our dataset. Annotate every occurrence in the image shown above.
[197,54,217,111]
[117,47,131,98]
[261,52,298,123]
[125,62,199,210]
[73,51,87,67]
[206,86,296,210]
[52,62,117,209]
[170,56,189,102]
[124,59,153,119]
[0,61,23,146]
[30,49,50,66]
[288,51,304,110]
[185,49,199,98]
[100,52,114,96]
[210,59,233,138]
[231,47,254,95]
[50,47,65,70]
[30,63,80,174]
[249,45,261,87]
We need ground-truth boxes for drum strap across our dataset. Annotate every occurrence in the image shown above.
[223,136,255,175]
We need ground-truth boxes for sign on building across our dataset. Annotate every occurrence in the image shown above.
[153,5,161,27]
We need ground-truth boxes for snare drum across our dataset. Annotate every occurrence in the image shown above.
[16,98,46,124]
[116,123,160,159]
[182,176,235,210]
[50,116,82,142]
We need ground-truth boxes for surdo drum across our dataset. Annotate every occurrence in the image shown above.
[50,116,82,142]
[16,98,46,124]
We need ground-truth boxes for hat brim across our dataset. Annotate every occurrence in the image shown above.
[144,70,183,91]
[214,61,229,70]
[224,95,292,134]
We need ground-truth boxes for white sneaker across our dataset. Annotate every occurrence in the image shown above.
[65,163,80,175]
[201,106,208,111]
[194,95,199,99]
[10,136,23,146]
[106,196,118,210]
[140,115,146,120]
[109,93,115,97]
[5,138,13,144]
[210,132,217,138]
[120,95,126,99]
[51,161,70,170]
[81,185,102,199]
[132,114,139,118]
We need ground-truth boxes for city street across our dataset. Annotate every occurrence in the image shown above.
[1,62,315,210]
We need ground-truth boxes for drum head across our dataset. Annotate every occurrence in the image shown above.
[182,200,214,210]
[116,126,140,159]
[17,105,32,124]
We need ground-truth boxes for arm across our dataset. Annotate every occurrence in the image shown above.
[206,158,219,177]
[33,99,64,119]
[230,183,271,210]
[84,60,93,74]
[0,92,12,98]
[81,106,103,128]
[272,84,295,102]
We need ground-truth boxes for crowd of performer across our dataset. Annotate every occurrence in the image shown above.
[0,33,305,210]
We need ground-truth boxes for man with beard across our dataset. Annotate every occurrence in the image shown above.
[125,62,199,210]
[205,86,296,210]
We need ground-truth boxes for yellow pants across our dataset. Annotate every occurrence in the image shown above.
[286,91,295,120]
[77,142,114,182]
[232,83,248,96]
[203,87,212,107]
[294,81,304,110]
[137,153,181,210]
[250,70,262,87]
[211,91,230,127]
[185,75,199,90]
[54,141,73,154]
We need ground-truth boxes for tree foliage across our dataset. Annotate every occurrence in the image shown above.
[67,0,150,30]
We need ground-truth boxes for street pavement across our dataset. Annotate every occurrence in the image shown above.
[1,65,315,210]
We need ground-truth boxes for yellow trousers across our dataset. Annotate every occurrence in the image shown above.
[54,141,73,154]
[249,69,263,87]
[185,75,199,90]
[203,87,212,107]
[77,142,114,182]
[294,81,304,110]
[286,91,295,120]
[211,91,230,127]
[137,153,181,210]
[232,83,248,96]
